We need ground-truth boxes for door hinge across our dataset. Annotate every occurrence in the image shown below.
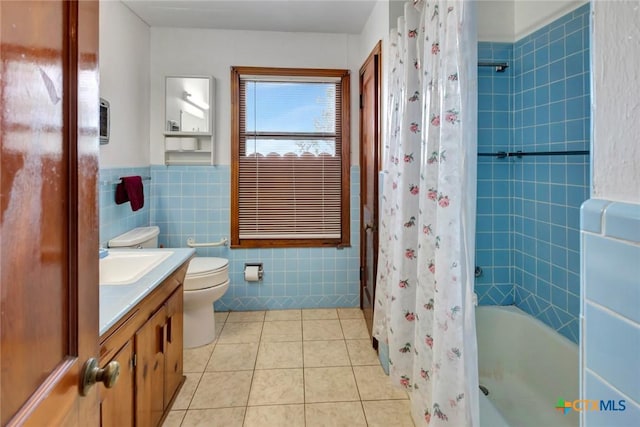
[359,94,363,109]
[132,353,137,368]
[360,266,364,281]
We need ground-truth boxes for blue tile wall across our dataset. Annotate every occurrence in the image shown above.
[476,4,590,343]
[581,199,640,426]
[512,3,590,343]
[99,167,151,246]
[476,42,514,306]
[150,165,360,311]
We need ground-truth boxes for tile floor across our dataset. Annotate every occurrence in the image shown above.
[163,308,415,427]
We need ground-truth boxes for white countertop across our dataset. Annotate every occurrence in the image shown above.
[99,248,195,336]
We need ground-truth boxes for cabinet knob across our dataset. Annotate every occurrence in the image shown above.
[80,358,120,396]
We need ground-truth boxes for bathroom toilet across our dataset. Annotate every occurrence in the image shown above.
[181,257,229,348]
[108,226,229,349]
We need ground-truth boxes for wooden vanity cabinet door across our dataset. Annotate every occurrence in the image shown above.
[135,306,168,427]
[100,339,135,427]
[164,287,184,408]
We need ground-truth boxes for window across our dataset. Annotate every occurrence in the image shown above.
[231,67,350,248]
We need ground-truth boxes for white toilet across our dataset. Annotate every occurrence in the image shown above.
[108,226,230,349]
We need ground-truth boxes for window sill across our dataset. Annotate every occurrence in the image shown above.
[231,238,350,249]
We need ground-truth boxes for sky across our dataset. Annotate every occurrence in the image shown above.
[245,81,337,156]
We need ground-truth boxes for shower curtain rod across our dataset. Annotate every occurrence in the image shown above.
[477,61,509,72]
[478,150,590,158]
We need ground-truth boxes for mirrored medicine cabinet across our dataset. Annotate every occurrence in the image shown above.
[164,75,215,165]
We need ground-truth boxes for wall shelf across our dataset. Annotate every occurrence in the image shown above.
[163,131,211,137]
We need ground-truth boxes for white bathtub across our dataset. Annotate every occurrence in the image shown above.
[476,305,579,427]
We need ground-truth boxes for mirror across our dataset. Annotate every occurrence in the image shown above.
[165,76,211,133]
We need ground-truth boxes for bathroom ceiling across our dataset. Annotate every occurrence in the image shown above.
[122,0,378,34]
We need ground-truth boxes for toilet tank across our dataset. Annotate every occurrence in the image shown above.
[108,226,160,248]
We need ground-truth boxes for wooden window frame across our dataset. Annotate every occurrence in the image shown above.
[231,66,351,249]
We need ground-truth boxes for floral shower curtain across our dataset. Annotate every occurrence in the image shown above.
[372,1,479,426]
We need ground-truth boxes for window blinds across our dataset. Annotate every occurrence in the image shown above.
[237,77,343,239]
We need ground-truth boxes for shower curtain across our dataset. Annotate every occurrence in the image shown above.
[372,1,479,426]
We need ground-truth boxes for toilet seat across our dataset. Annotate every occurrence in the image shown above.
[184,257,229,291]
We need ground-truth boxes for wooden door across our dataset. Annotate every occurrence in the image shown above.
[163,288,184,409]
[0,1,100,425]
[359,42,381,340]
[136,307,167,427]
[100,340,135,427]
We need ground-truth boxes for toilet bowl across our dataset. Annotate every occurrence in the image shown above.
[108,227,230,349]
[183,257,229,348]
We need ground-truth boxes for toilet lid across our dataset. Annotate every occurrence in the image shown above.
[187,257,229,276]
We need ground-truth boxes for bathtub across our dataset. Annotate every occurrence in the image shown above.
[476,305,579,427]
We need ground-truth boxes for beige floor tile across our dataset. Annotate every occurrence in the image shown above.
[227,311,266,322]
[337,307,364,319]
[353,365,409,401]
[206,342,258,371]
[362,400,415,427]
[172,372,202,410]
[305,402,367,427]
[181,407,245,427]
[346,339,380,366]
[303,340,350,367]
[162,410,186,427]
[255,341,303,369]
[217,322,263,344]
[248,368,304,406]
[304,367,360,403]
[261,320,302,342]
[243,404,305,427]
[265,309,302,321]
[214,320,224,339]
[190,371,253,409]
[183,342,215,373]
[303,320,344,341]
[340,319,370,339]
[302,308,338,320]
[214,311,229,324]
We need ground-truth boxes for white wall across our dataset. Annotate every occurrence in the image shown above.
[359,0,390,165]
[477,0,586,42]
[99,1,150,168]
[149,28,362,165]
[592,1,640,203]
[514,0,587,40]
[478,0,515,42]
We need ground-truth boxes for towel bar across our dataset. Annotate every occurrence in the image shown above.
[186,237,228,248]
[100,176,152,186]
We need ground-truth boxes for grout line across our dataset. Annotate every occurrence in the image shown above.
[241,319,264,426]
[302,329,307,426]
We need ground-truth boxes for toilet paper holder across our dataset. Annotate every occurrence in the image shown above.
[244,263,264,281]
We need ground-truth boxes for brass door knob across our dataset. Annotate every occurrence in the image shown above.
[80,358,120,396]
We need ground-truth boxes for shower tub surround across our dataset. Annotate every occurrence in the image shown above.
[476,4,590,343]
[477,305,578,427]
[149,164,361,311]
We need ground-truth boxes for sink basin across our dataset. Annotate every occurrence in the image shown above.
[100,250,173,285]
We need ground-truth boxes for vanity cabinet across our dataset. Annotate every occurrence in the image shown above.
[136,289,183,427]
[100,339,135,426]
[163,289,184,405]
[99,259,190,427]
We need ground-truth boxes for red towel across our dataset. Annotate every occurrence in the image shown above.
[115,176,144,211]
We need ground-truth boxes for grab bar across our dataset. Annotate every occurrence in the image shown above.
[186,237,228,248]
